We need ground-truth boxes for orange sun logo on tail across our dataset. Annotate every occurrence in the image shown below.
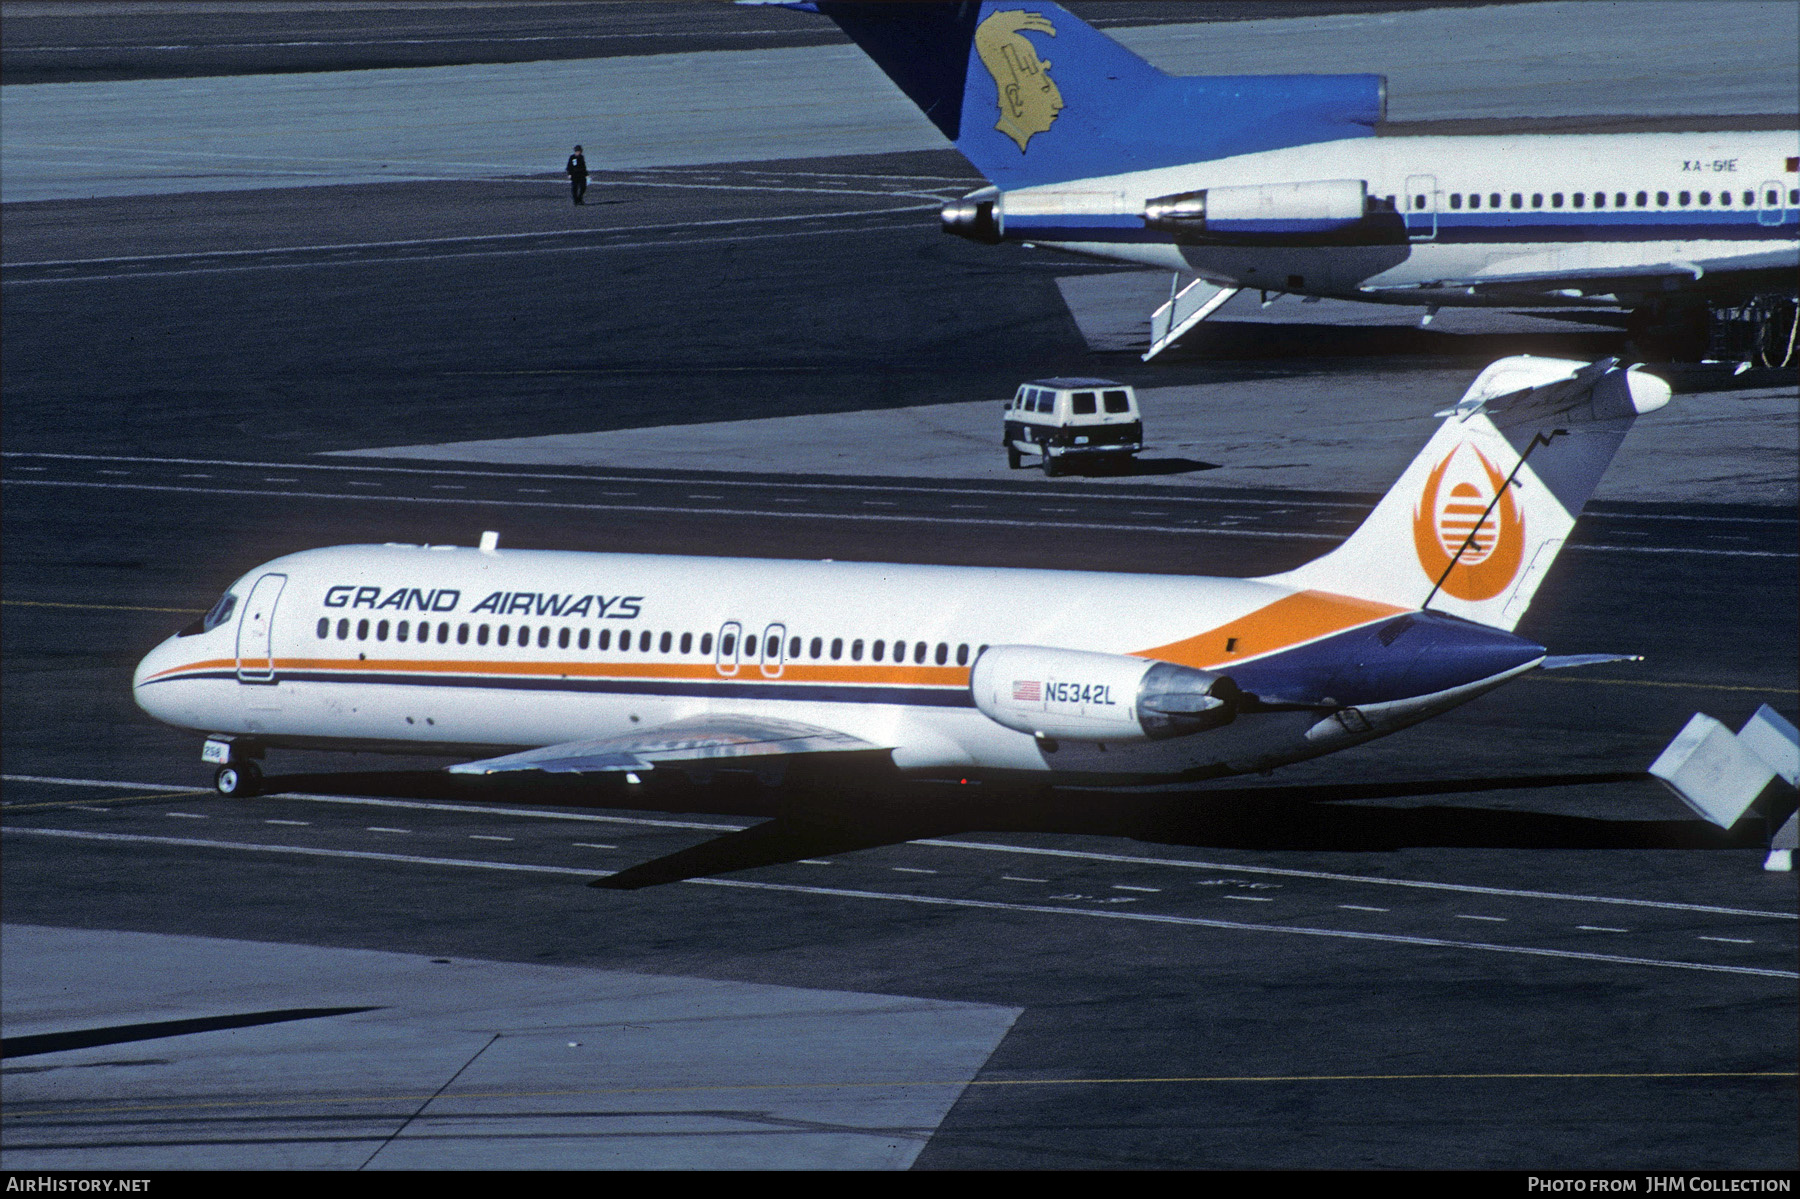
[1412,444,1526,601]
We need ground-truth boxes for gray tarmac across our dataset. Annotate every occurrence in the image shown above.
[3,1,1794,202]
[2,2,1796,1174]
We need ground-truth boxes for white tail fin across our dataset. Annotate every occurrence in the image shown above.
[1263,356,1670,631]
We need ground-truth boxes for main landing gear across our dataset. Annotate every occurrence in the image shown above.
[1628,297,1798,368]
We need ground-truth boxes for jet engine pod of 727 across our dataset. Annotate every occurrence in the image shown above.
[1144,179,1370,243]
[970,645,1240,743]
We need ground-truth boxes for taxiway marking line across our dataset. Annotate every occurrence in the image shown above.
[9,478,1793,555]
[2,599,207,614]
[6,827,1793,979]
[3,197,942,271]
[0,208,941,285]
[1521,675,1799,694]
[5,1070,1792,1122]
[7,773,1793,920]
[1,790,213,813]
[15,452,1791,525]
[0,478,1346,540]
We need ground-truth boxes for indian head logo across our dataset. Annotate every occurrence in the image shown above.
[974,10,1064,152]
[1412,443,1526,602]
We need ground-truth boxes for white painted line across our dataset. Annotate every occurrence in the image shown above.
[1456,914,1508,922]
[1578,926,1630,933]
[1002,876,1048,883]
[265,819,310,826]
[164,812,207,819]
[9,827,1792,980]
[799,859,834,866]
[1699,936,1755,945]
[0,479,1346,541]
[469,835,514,842]
[10,773,1795,920]
[1224,894,1273,903]
[1112,884,1161,893]
[366,826,410,834]
[571,842,617,850]
[892,867,938,875]
[1,211,941,285]
[908,836,1799,921]
[1339,905,1389,912]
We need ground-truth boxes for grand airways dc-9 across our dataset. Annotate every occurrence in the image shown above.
[136,355,1662,805]
[794,1,1797,364]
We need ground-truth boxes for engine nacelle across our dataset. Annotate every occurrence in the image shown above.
[970,645,1241,743]
[1143,179,1369,241]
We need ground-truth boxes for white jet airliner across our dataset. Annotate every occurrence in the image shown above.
[801,2,1799,363]
[136,355,1663,801]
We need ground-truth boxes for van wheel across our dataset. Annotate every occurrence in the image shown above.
[1007,447,1022,469]
[215,761,262,798]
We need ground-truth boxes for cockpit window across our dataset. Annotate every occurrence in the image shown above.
[178,591,237,637]
[203,592,238,631]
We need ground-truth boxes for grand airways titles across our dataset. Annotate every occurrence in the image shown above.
[321,585,644,620]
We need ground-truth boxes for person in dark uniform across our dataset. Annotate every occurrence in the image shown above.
[566,145,588,205]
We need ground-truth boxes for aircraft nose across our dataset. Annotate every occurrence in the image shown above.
[132,637,186,720]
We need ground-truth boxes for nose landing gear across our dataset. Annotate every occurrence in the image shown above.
[214,761,263,797]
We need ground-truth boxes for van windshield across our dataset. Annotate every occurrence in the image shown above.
[1103,390,1131,413]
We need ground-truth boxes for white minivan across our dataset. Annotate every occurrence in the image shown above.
[1003,377,1142,475]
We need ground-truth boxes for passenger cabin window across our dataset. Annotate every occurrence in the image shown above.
[317,618,329,638]
[957,644,970,666]
[538,627,550,648]
[661,631,673,653]
[1637,191,1648,206]
[580,629,591,650]
[1679,191,1691,206]
[497,626,510,647]
[701,632,713,655]
[1490,193,1500,208]
[1103,390,1131,413]
[639,630,651,652]
[681,632,693,653]
[397,620,409,642]
[377,620,389,641]
[1657,191,1669,206]
[851,638,863,661]
[1614,192,1625,207]
[1071,391,1097,415]
[1699,191,1711,205]
[356,619,369,640]
[831,637,843,659]
[1511,193,1522,208]
[337,619,349,639]
[872,640,885,662]
[809,636,822,658]
[1449,193,1461,209]
[721,632,736,657]
[935,642,948,665]
[559,627,570,649]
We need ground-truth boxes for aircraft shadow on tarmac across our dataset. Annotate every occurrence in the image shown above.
[254,768,1779,890]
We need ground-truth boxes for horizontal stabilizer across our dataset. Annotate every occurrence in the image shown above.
[1539,654,1644,670]
[449,715,886,776]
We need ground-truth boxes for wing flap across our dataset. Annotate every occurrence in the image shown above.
[447,715,887,776]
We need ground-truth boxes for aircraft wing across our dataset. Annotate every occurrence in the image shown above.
[446,714,888,776]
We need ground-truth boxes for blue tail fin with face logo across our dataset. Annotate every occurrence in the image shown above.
[809,1,1384,189]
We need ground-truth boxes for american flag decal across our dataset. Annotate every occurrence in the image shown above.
[1012,680,1042,702]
